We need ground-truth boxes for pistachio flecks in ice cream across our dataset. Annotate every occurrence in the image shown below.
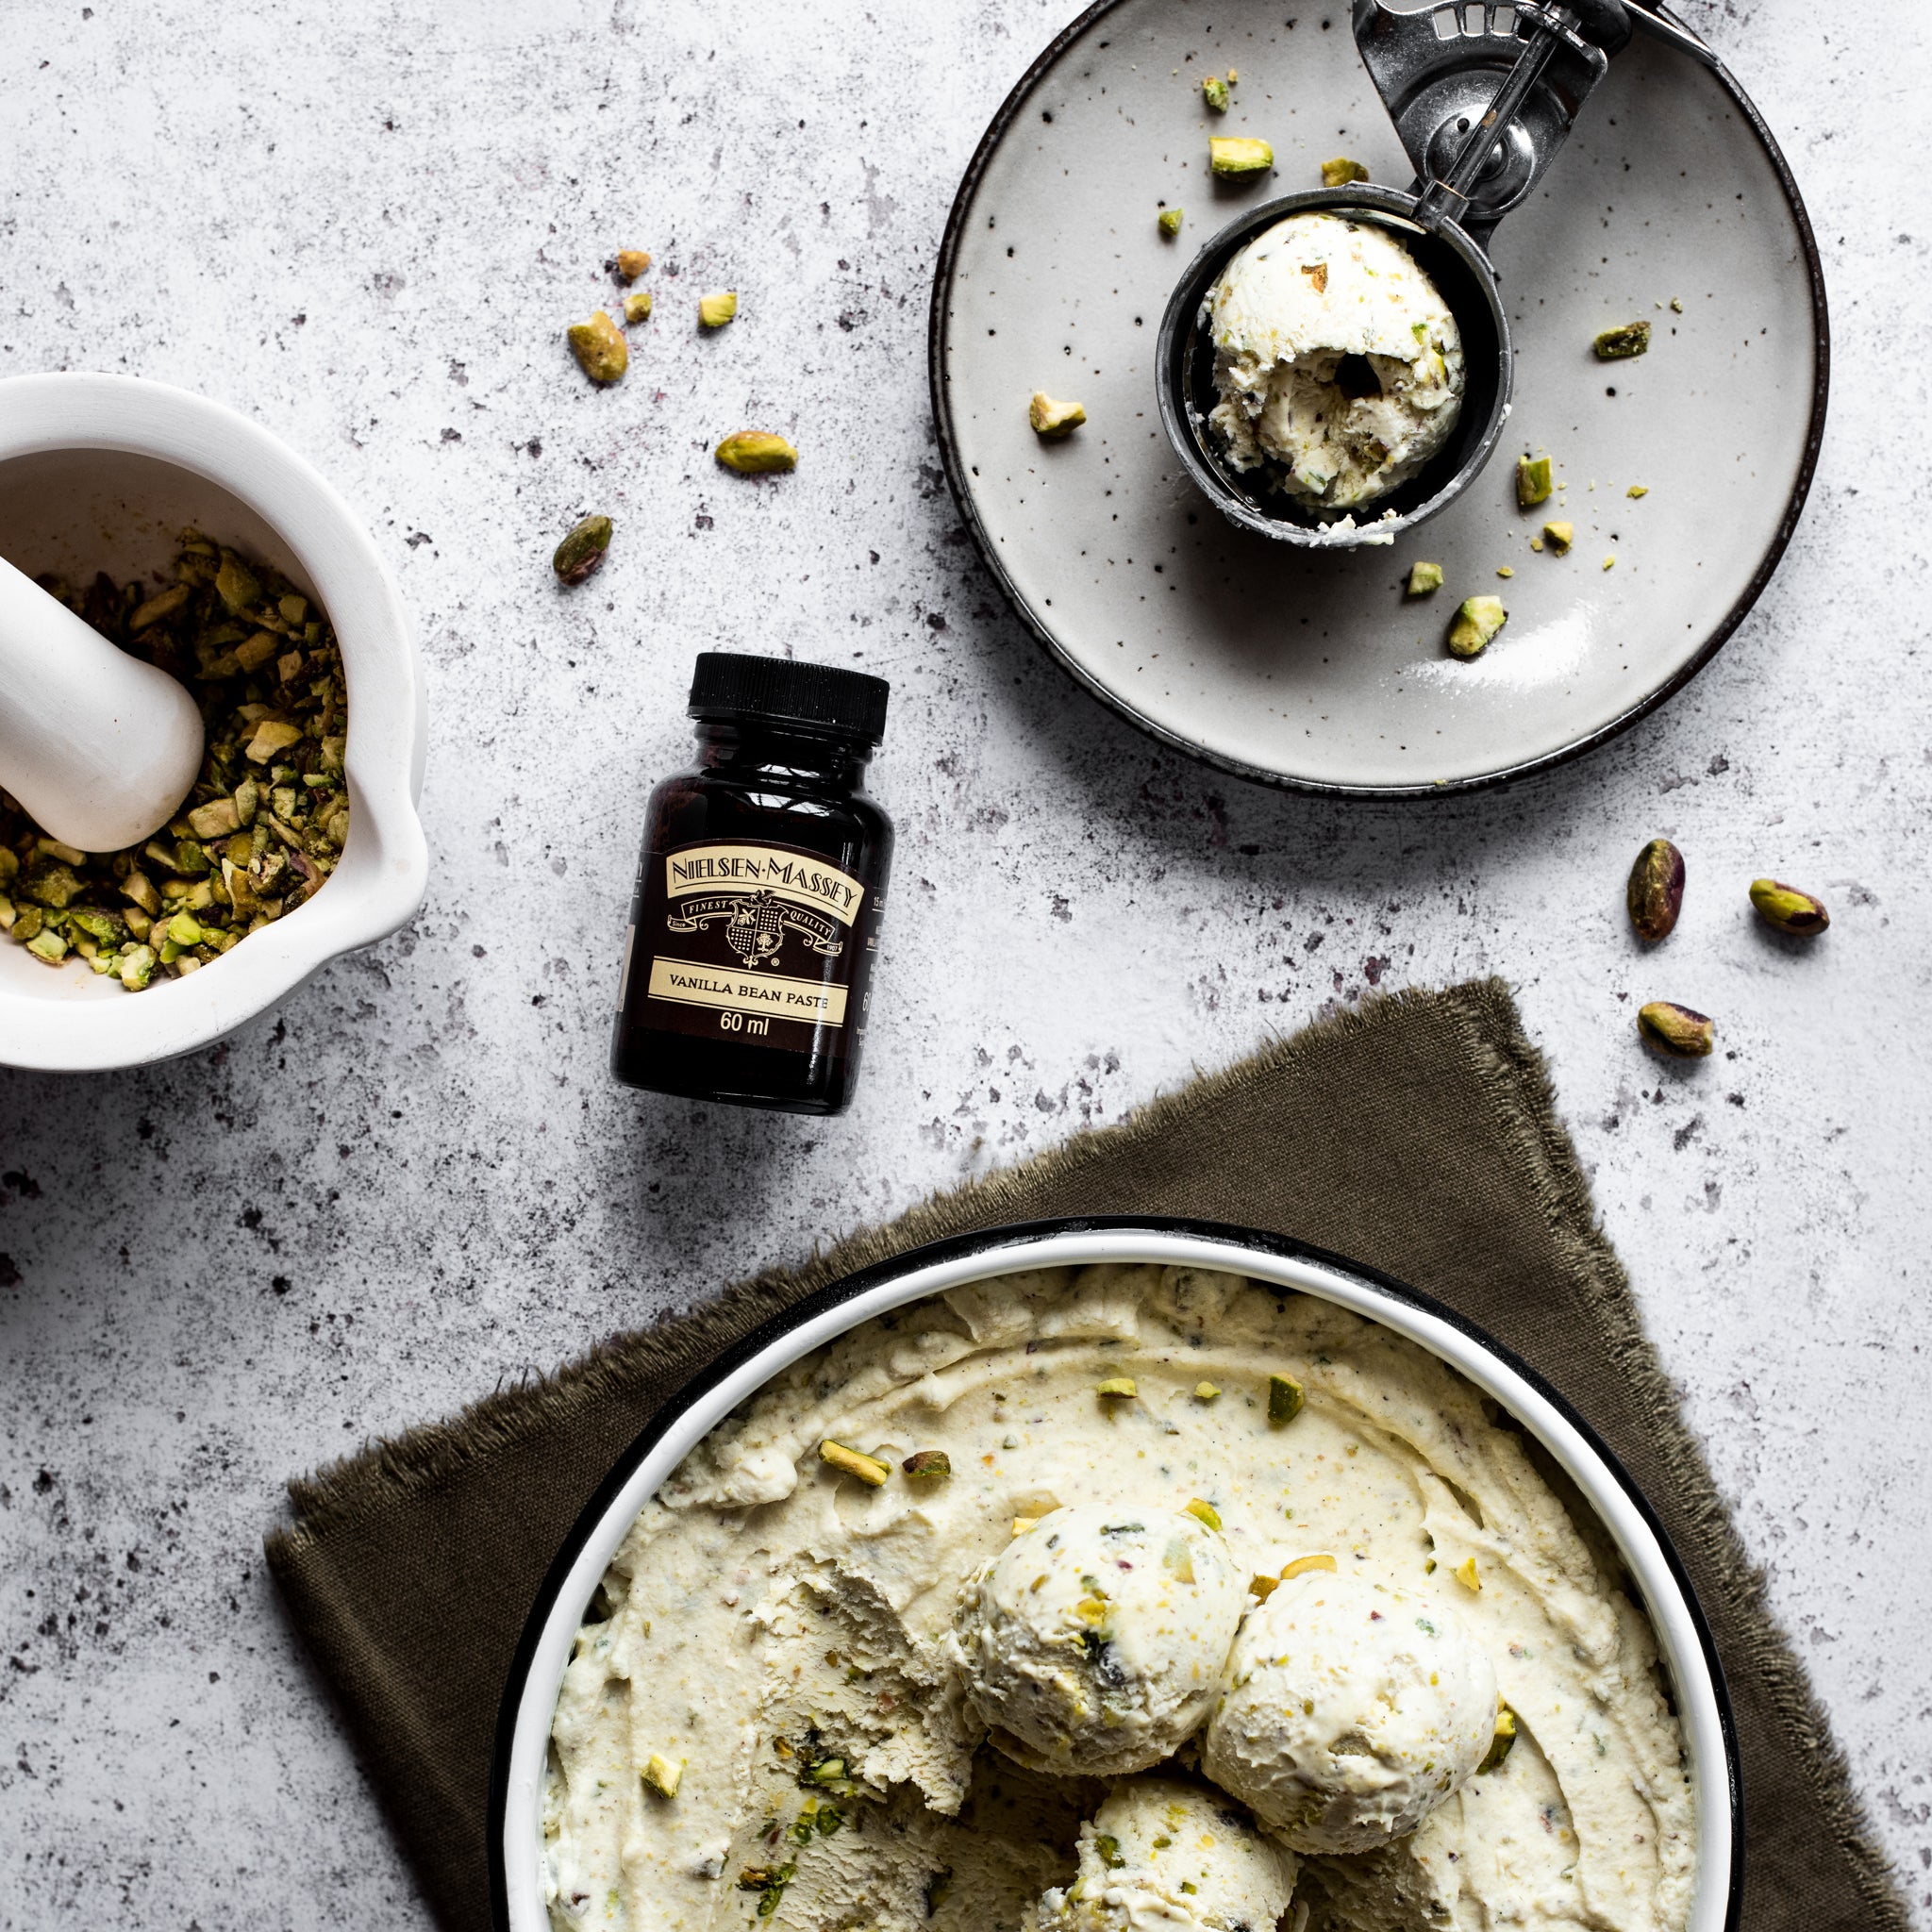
[1202,1570,1497,1853]
[1030,1778,1300,1932]
[1206,211,1464,513]
[953,1502,1245,1775]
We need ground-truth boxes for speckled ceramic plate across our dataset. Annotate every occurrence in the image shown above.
[930,1,1827,794]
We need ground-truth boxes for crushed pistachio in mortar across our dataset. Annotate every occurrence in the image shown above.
[0,530,349,991]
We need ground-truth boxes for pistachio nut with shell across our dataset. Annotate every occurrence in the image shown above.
[1638,1002,1714,1058]
[1626,838,1685,942]
[552,514,613,586]
[1750,877,1829,937]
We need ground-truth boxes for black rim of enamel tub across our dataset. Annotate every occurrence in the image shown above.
[923,0,1829,799]
[488,1215,1743,1931]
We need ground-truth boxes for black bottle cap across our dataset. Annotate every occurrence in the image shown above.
[688,652,890,745]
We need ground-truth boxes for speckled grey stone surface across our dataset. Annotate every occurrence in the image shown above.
[1,0,1927,1924]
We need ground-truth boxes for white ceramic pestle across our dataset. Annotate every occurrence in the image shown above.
[0,551,205,853]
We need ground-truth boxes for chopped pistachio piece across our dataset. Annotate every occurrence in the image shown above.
[1406,560,1443,596]
[1516,454,1553,507]
[1202,74,1230,112]
[246,719,305,763]
[1185,1498,1222,1531]
[1496,566,1514,578]
[699,290,739,328]
[1249,1572,1280,1602]
[1280,1552,1339,1579]
[567,308,629,382]
[1193,1379,1221,1400]
[1592,319,1651,359]
[1011,1516,1041,1537]
[1453,1556,1482,1592]
[1446,595,1507,660]
[1626,483,1649,498]
[214,552,262,616]
[716,431,799,475]
[641,1753,682,1798]
[819,1440,891,1486]
[1028,392,1086,439]
[1477,1705,1519,1774]
[1602,555,1616,571]
[25,927,69,964]
[1096,1375,1138,1399]
[130,583,192,632]
[1543,520,1574,555]
[553,514,614,586]
[623,291,654,325]
[1267,1373,1305,1425]
[615,249,653,281]
[187,797,242,840]
[1158,207,1184,237]
[1094,1834,1126,1871]
[118,943,157,991]
[1321,156,1370,187]
[902,1449,952,1479]
[1210,136,1274,177]
[1749,877,1829,937]
[1638,1001,1714,1058]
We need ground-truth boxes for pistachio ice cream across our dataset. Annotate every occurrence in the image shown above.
[1028,1777,1300,1932]
[952,1503,1246,1775]
[544,1263,1694,1931]
[1202,1570,1497,1852]
[1207,210,1465,511]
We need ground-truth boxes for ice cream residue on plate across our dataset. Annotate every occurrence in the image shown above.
[1207,211,1465,512]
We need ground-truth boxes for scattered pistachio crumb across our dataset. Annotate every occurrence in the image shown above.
[1158,207,1185,238]
[1210,137,1274,178]
[1321,156,1369,188]
[1496,565,1514,578]
[1454,1556,1482,1592]
[1477,1705,1519,1774]
[1592,319,1651,359]
[1029,391,1087,439]
[716,431,799,475]
[1281,1552,1339,1579]
[1516,453,1553,507]
[1670,296,1684,313]
[1267,1373,1305,1426]
[615,249,652,281]
[624,291,654,325]
[1446,595,1507,660]
[1203,74,1230,112]
[1226,65,1239,83]
[819,1440,891,1487]
[1603,555,1616,571]
[1406,560,1443,596]
[1193,1379,1221,1401]
[699,290,739,328]
[1185,1498,1222,1531]
[1011,1516,1041,1537]
[1096,1375,1138,1400]
[1626,483,1648,498]
[641,1754,683,1798]
[566,309,628,383]
[1542,521,1574,555]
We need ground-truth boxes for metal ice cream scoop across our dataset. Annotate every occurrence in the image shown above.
[0,553,205,853]
[1157,0,1719,548]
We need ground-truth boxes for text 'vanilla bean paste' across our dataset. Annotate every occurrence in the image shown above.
[611,653,892,1115]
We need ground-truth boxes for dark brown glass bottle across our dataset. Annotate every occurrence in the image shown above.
[610,653,892,1115]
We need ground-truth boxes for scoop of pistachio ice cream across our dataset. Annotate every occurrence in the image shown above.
[1201,1569,1497,1853]
[1207,209,1464,512]
[952,1503,1246,1776]
[1028,1777,1300,1932]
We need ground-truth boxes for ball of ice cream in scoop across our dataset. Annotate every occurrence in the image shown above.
[1206,209,1465,512]
[952,1503,1245,1775]
[1030,1776,1301,1932]
[1201,1569,1496,1852]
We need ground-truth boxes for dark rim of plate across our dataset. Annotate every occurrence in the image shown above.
[487,1215,1743,1932]
[924,0,1830,800]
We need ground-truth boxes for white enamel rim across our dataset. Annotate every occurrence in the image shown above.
[498,1227,1736,1931]
[0,372,427,1071]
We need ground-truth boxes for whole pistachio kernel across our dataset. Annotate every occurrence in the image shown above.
[1516,454,1554,507]
[819,1441,891,1486]
[1750,877,1830,937]
[698,290,739,328]
[1267,1373,1305,1426]
[553,514,614,586]
[1209,136,1274,178]
[1638,1001,1715,1058]
[902,1449,952,1479]
[566,308,629,383]
[1158,206,1185,238]
[716,431,799,475]
[1184,1498,1223,1531]
[1202,74,1230,112]
[1477,1704,1519,1775]
[1593,319,1651,359]
[1626,838,1686,942]
[1321,156,1369,187]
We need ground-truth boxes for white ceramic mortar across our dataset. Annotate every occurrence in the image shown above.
[0,372,427,1072]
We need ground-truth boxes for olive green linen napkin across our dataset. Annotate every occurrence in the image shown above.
[266,979,1906,1932]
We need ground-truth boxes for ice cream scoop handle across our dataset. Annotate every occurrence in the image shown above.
[0,553,206,854]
